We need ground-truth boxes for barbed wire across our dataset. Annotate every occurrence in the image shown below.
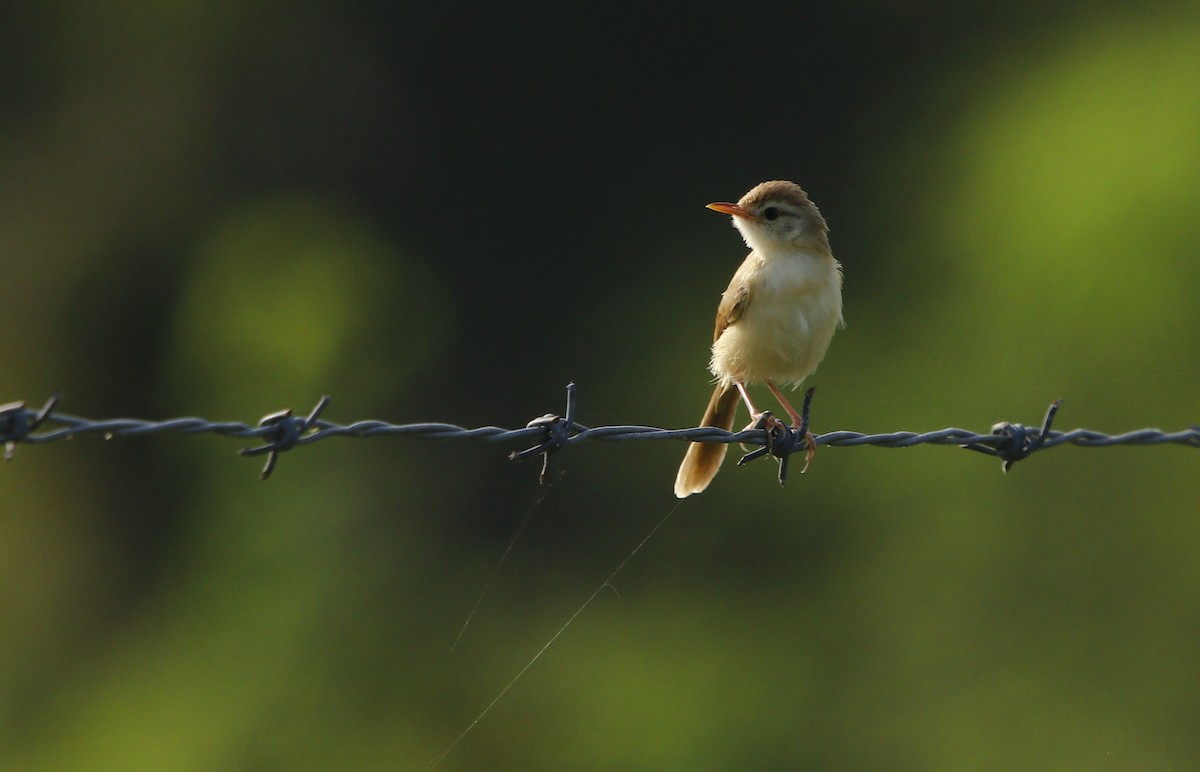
[2,385,1198,482]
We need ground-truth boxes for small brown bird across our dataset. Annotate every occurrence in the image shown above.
[674,180,843,498]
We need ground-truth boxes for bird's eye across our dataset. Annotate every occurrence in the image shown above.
[762,207,780,221]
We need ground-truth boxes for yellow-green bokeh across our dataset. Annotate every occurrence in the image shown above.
[3,3,1199,771]
[167,191,445,417]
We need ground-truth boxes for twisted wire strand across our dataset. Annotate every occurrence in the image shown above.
[7,407,1200,450]
[3,388,1198,479]
[6,406,1200,450]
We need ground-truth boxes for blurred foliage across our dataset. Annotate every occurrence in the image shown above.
[2,1,1199,770]
[166,191,446,416]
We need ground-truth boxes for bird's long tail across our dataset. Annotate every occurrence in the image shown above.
[674,384,739,498]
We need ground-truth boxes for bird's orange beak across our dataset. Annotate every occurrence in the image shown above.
[706,202,758,221]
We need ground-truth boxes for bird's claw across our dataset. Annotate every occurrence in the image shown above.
[799,429,817,475]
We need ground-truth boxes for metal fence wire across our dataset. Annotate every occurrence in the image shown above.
[2,384,1198,483]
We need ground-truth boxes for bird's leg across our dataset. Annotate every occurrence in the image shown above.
[734,382,785,452]
[766,379,817,473]
[763,379,804,427]
[734,382,782,430]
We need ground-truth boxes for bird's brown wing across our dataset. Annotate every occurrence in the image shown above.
[713,281,749,343]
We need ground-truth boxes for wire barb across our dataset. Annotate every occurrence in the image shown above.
[0,393,61,461]
[508,382,579,484]
[238,395,331,480]
[961,399,1063,472]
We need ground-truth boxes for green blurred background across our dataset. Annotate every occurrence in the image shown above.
[3,2,1199,769]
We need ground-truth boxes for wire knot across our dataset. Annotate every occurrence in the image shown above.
[509,383,579,484]
[239,396,331,479]
[736,387,817,486]
[963,399,1063,472]
[0,393,60,461]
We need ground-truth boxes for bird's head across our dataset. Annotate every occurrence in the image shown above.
[707,180,829,254]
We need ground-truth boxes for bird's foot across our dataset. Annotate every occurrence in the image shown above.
[749,410,787,438]
[739,411,784,452]
[736,388,818,486]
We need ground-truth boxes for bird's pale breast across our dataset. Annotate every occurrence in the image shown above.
[709,249,842,388]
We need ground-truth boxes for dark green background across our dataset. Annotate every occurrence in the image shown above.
[3,2,1199,769]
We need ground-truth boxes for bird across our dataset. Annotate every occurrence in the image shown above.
[673,180,843,498]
